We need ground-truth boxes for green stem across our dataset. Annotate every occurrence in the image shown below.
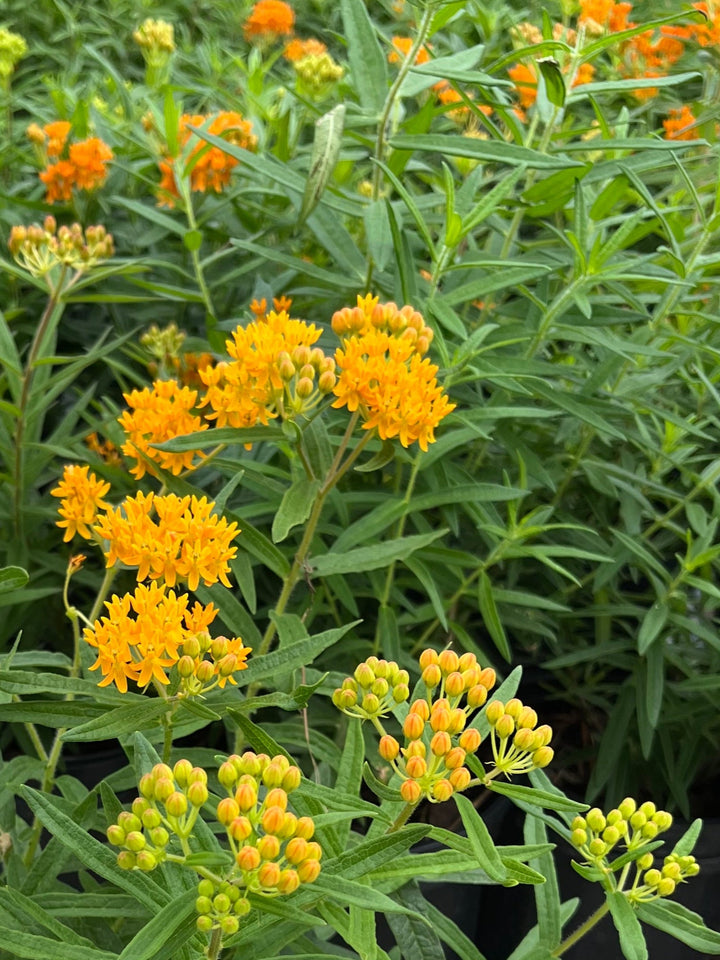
[386,801,418,834]
[206,926,223,960]
[552,901,610,957]
[87,567,118,626]
[183,191,215,323]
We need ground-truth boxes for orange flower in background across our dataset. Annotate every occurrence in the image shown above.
[284,37,326,61]
[39,161,77,204]
[118,378,208,480]
[388,36,431,65]
[158,111,257,206]
[508,60,595,109]
[30,122,113,204]
[68,138,114,191]
[243,0,295,42]
[85,432,122,467]
[93,491,240,590]
[51,464,111,542]
[43,120,72,157]
[332,297,454,452]
[663,105,699,140]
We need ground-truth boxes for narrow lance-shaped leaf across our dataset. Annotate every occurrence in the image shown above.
[299,105,346,225]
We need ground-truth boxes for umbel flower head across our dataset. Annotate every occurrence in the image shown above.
[84,581,250,692]
[118,378,208,479]
[158,111,257,207]
[9,218,114,280]
[51,463,111,542]
[199,300,336,430]
[294,52,344,100]
[133,17,175,59]
[27,121,113,204]
[332,296,455,451]
[93,491,240,590]
[243,0,295,44]
[0,26,27,80]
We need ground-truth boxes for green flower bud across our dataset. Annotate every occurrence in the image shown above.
[196,915,213,932]
[644,868,661,887]
[135,850,157,871]
[588,838,606,857]
[662,862,682,880]
[235,897,251,917]
[125,831,146,852]
[639,801,656,819]
[657,877,676,897]
[618,797,636,819]
[149,826,169,847]
[196,895,213,914]
[630,811,647,830]
[165,791,188,817]
[571,828,588,849]
[571,816,587,832]
[653,811,673,831]
[637,853,654,871]
[221,915,240,935]
[213,893,231,914]
[141,808,162,830]
[642,822,659,839]
[361,693,381,715]
[117,850,136,870]
[393,683,410,703]
[354,663,375,688]
[198,879,215,898]
[586,809,606,833]
[371,677,389,698]
[602,826,620,846]
[132,797,151,818]
[107,824,125,846]
[218,761,239,790]
[606,809,623,826]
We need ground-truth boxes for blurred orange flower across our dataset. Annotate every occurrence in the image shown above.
[243,0,295,42]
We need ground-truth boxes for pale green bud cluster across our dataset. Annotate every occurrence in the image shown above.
[294,52,344,100]
[630,852,700,904]
[8,218,114,279]
[175,631,250,696]
[133,18,175,55]
[195,877,250,936]
[140,321,186,363]
[0,27,27,80]
[485,697,553,777]
[274,342,337,417]
[571,799,673,862]
[332,656,410,719]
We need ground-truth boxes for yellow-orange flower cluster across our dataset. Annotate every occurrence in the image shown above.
[663,105,699,141]
[28,122,113,204]
[93,491,239,590]
[243,0,295,42]
[332,296,454,451]
[118,379,208,480]
[284,37,326,61]
[83,581,248,692]
[199,305,336,429]
[86,432,123,467]
[387,36,431,65]
[51,464,111,542]
[158,111,257,206]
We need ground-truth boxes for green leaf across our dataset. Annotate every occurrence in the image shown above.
[417,898,490,960]
[644,641,664,730]
[530,381,625,440]
[390,135,585,169]
[272,478,321,543]
[0,702,105,727]
[607,891,648,960]
[117,889,198,960]
[233,622,357,687]
[386,883,445,960]
[21,787,169,909]
[362,761,403,802]
[194,582,263,647]
[312,875,429,921]
[478,571,511,661]
[454,793,507,883]
[61,700,170,742]
[312,530,448,576]
[637,900,720,954]
[537,57,565,108]
[155,424,283,452]
[335,719,365,847]
[441,264,552,307]
[232,518,290,578]
[183,229,203,252]
[0,887,96,948]
[0,566,29,594]
[324,824,430,879]
[524,817,561,948]
[485,781,588,814]
[671,818,702,857]
[637,602,668,655]
[299,105,346,224]
[0,928,116,960]
[115,196,185,236]
[364,198,394,271]
[340,0,388,112]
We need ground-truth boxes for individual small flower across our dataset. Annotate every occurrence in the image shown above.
[243,0,295,44]
[84,582,249,692]
[0,26,27,81]
[51,464,111,541]
[157,111,257,206]
[93,491,240,590]
[118,379,208,479]
[284,37,326,61]
[387,36,431,65]
[662,105,699,141]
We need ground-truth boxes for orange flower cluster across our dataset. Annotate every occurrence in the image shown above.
[86,432,123,467]
[663,105,699,141]
[508,61,595,110]
[284,37,326,61]
[387,36,431,64]
[332,296,454,451]
[51,464,111,542]
[243,0,295,42]
[578,0,632,32]
[28,122,113,204]
[118,379,208,480]
[158,111,257,206]
[199,305,336,429]
[94,491,239,590]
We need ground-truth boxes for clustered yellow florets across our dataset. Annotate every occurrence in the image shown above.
[83,581,249,692]
[484,697,554,776]
[50,464,111,542]
[332,295,455,451]
[570,799,700,903]
[108,754,321,936]
[118,378,208,479]
[199,303,337,429]
[93,491,239,590]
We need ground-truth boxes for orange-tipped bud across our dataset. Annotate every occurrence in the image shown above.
[354,663,375,688]
[422,663,442,688]
[409,699,430,720]
[432,779,454,802]
[445,671,465,698]
[403,712,425,740]
[437,649,459,675]
[459,728,481,753]
[400,779,423,803]
[495,715,515,740]
[218,761,238,790]
[107,824,125,846]
[285,837,308,864]
[294,816,315,840]
[263,761,285,789]
[256,861,281,888]
[430,731,452,756]
[448,766,471,791]
[505,698,523,719]
[132,797,150,818]
[448,708,466,735]
[187,781,208,807]
[379,735,400,762]
[282,766,302,792]
[405,755,427,779]
[236,845,261,872]
[154,777,175,802]
[466,685,488,710]
[235,782,257,812]
[478,668,496,689]
[257,835,280,860]
[419,648,439,669]
[297,859,321,884]
[217,797,240,825]
[458,652,477,672]
[444,747,466,770]
[164,791,188,817]
[517,706,538,729]
[265,788,288,811]
[533,725,553,748]
[278,812,298,838]
[485,700,504,726]
[239,751,262,777]
[277,869,300,894]
[228,816,253,843]
[305,841,322,860]
[261,805,286,835]
[430,706,451,732]
[533,746,554,768]
[405,739,426,758]
[514,728,536,752]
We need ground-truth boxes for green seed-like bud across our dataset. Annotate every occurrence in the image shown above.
[602,826,620,846]
[630,811,647,830]
[221,915,240,935]
[135,850,157,871]
[282,766,302,792]
[165,791,188,817]
[107,824,125,846]
[213,893,231,914]
[361,693,381,715]
[642,822,659,839]
[118,811,142,833]
[177,655,195,678]
[138,773,155,798]
[606,809,622,826]
[639,801,656,818]
[196,895,213,914]
[354,663,375,688]
[571,816,587,831]
[149,826,169,847]
[393,683,410,703]
[644,868,661,887]
[117,850,136,870]
[586,809,607,833]
[662,862,682,880]
[371,677,389,698]
[571,828,588,848]
[618,797,636,818]
[218,761,238,790]
[657,877,676,897]
[637,853,654,871]
[125,831,146,852]
[132,797,150,818]
[196,915,213,932]
[235,897,251,917]
[588,838,606,857]
[654,811,673,831]
[198,878,214,899]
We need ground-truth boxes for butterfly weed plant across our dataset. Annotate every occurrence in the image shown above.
[0,0,719,957]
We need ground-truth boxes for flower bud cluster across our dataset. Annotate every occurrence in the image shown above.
[275,341,337,414]
[213,752,321,914]
[9,218,114,278]
[294,52,344,100]
[107,760,209,869]
[133,18,175,55]
[570,799,673,863]
[332,657,410,719]
[195,877,251,936]
[485,697,553,776]
[631,851,701,903]
[0,27,27,80]
[331,294,434,356]
[176,631,252,695]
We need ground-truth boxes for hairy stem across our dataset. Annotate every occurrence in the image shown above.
[552,902,610,957]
